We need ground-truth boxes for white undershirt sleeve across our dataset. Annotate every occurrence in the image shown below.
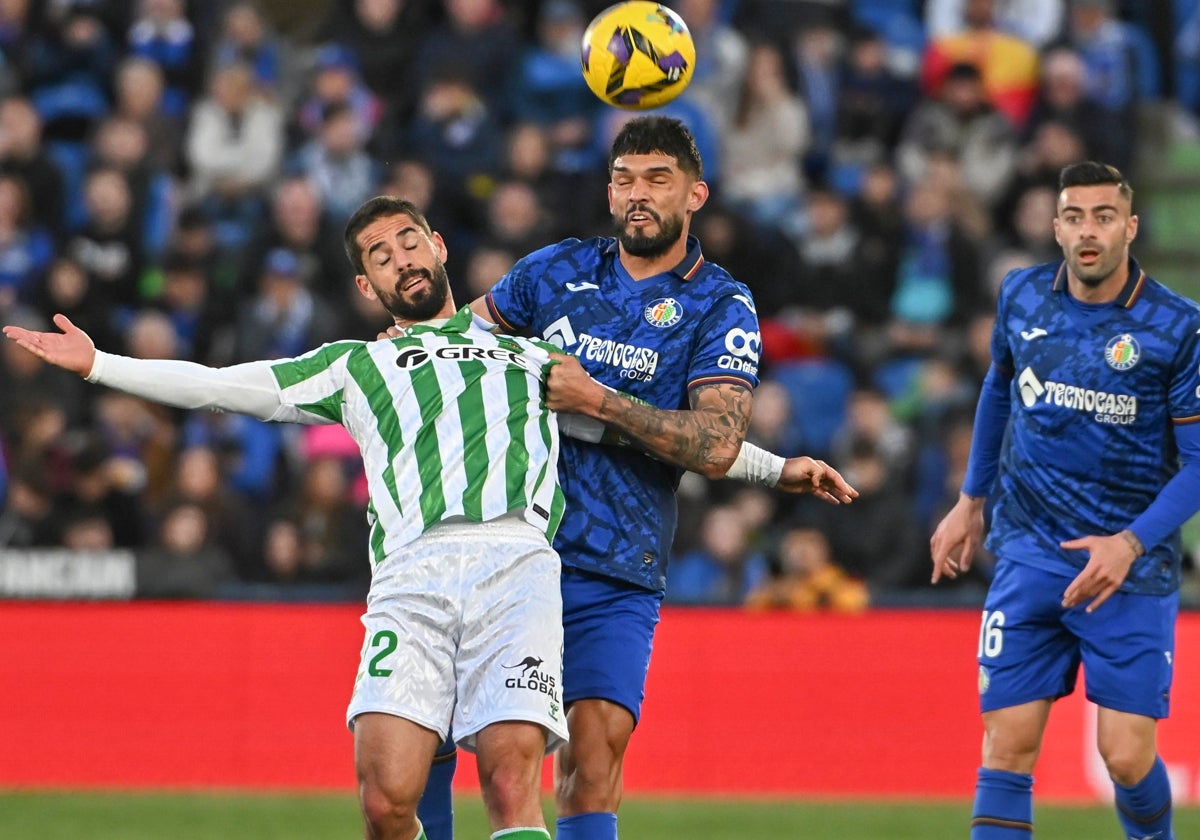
[87,351,286,421]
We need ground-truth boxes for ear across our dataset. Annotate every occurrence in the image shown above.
[1126,213,1138,244]
[431,230,448,264]
[1052,216,1062,247]
[354,274,377,302]
[606,181,616,214]
[688,180,709,213]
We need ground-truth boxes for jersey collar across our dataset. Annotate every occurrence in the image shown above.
[604,234,706,281]
[396,306,476,336]
[1051,256,1147,309]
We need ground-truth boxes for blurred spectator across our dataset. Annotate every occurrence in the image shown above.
[137,499,236,597]
[667,504,768,605]
[239,175,347,306]
[89,115,176,261]
[0,172,53,309]
[830,386,916,479]
[500,121,606,240]
[233,246,341,362]
[184,60,284,255]
[509,0,599,173]
[0,95,65,230]
[1063,0,1159,174]
[111,56,181,175]
[59,429,154,547]
[261,455,370,590]
[884,177,986,357]
[126,0,201,119]
[806,435,926,591]
[791,21,842,182]
[28,3,116,144]
[289,101,380,229]
[743,525,868,612]
[32,255,119,351]
[995,117,1087,234]
[478,178,554,258]
[66,166,143,323]
[830,24,916,193]
[920,0,1040,127]
[897,61,1018,210]
[1021,47,1109,163]
[0,0,32,95]
[411,0,521,123]
[208,1,284,97]
[925,0,1065,50]
[462,243,516,301]
[294,42,383,152]
[150,249,221,361]
[318,0,430,127]
[719,39,809,236]
[406,67,504,220]
[674,0,749,131]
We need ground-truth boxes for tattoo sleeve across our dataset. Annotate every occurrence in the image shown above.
[590,381,752,477]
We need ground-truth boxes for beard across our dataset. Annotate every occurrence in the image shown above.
[614,205,685,259]
[1068,246,1122,288]
[377,260,451,321]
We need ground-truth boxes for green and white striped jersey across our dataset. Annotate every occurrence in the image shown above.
[88,307,565,566]
[266,308,565,563]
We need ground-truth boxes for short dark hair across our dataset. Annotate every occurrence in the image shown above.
[608,116,703,181]
[1058,161,1133,204]
[343,196,432,274]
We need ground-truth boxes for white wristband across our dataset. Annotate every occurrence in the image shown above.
[725,442,785,488]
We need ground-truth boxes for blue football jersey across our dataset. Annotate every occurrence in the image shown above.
[987,258,1200,594]
[486,235,761,591]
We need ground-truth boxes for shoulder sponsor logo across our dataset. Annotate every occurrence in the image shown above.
[566,281,599,292]
[732,293,757,314]
[718,327,761,376]
[1104,333,1140,370]
[644,297,682,328]
[1018,366,1138,424]
[1020,327,1048,341]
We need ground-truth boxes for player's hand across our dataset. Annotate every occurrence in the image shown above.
[1060,532,1140,613]
[775,457,858,504]
[2,313,97,377]
[545,352,605,416]
[930,493,986,584]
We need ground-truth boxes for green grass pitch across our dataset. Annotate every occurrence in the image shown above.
[2,791,1199,838]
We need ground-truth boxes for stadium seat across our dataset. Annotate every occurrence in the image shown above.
[770,358,855,458]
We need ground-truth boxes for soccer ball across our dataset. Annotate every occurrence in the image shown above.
[580,2,695,111]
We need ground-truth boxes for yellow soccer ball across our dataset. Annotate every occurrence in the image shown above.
[580,2,695,111]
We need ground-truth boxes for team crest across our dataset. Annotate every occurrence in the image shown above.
[644,297,682,328]
[1104,333,1141,371]
[978,665,990,695]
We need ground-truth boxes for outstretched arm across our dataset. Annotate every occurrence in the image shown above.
[4,313,285,420]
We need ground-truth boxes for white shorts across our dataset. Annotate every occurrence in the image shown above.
[346,515,567,754]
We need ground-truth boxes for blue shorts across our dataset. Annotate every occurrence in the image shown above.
[561,566,664,724]
[978,559,1177,718]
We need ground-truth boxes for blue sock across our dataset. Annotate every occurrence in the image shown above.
[971,767,1033,839]
[556,812,618,840]
[417,733,457,840]
[1114,755,1173,840]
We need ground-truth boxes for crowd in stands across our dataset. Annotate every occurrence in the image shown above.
[1,0,1198,607]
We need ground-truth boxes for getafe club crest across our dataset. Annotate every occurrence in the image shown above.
[644,297,682,328]
[1104,333,1141,371]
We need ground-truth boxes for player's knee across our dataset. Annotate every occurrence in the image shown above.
[1099,744,1155,787]
[480,762,540,823]
[359,781,419,836]
[981,729,1041,773]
